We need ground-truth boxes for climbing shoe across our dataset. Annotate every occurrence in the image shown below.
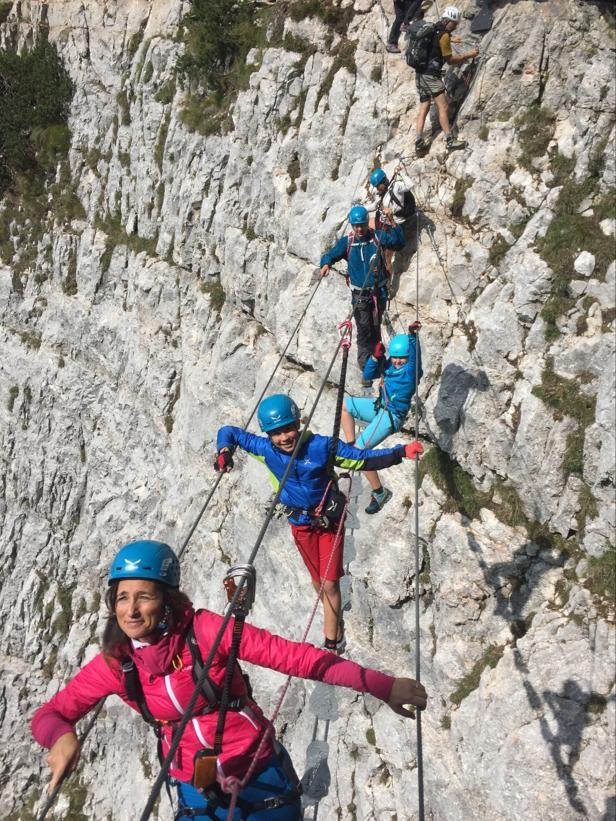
[365,487,393,515]
[361,377,373,388]
[324,634,346,655]
[415,134,431,156]
[446,135,467,151]
[386,43,401,53]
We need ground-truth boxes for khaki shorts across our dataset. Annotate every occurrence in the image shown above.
[416,72,445,103]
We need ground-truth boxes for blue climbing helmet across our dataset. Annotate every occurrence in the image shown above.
[109,540,180,587]
[257,394,300,433]
[370,168,388,188]
[389,334,411,358]
[348,204,369,226]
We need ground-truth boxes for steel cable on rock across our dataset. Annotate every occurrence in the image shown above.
[34,277,323,821]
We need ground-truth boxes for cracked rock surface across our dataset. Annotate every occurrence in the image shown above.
[0,0,614,819]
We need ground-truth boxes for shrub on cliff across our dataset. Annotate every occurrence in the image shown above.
[0,40,73,197]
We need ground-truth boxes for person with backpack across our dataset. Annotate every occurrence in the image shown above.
[341,324,422,514]
[406,6,479,153]
[386,0,422,53]
[214,394,423,652]
[363,167,416,277]
[319,205,405,375]
[32,541,428,820]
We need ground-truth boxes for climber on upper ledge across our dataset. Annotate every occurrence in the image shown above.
[408,5,479,154]
[215,394,423,653]
[319,205,405,375]
[342,323,423,514]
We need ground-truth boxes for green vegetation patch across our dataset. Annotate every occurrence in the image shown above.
[177,0,276,135]
[200,274,225,316]
[536,139,614,339]
[450,644,504,706]
[288,0,354,34]
[451,176,474,221]
[0,40,79,277]
[532,358,595,427]
[420,448,487,520]
[516,105,555,171]
[584,546,616,607]
[0,40,73,196]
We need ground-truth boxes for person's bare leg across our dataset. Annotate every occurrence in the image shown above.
[363,469,382,491]
[416,100,431,137]
[434,93,451,136]
[341,406,356,443]
[313,579,343,640]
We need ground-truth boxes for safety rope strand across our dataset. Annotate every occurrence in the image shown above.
[326,320,353,474]
[224,492,351,819]
[413,206,425,821]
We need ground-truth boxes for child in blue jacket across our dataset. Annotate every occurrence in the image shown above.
[342,324,422,514]
[320,204,405,373]
[215,394,422,652]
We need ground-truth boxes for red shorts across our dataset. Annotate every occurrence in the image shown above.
[290,521,345,583]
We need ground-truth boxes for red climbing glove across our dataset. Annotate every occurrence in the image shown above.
[408,321,422,335]
[404,441,424,459]
[214,450,234,473]
[373,341,386,359]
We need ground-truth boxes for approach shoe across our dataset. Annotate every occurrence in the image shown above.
[365,487,393,515]
[386,43,401,53]
[415,135,430,155]
[446,135,467,151]
[324,633,346,655]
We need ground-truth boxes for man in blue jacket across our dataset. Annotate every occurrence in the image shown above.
[215,394,423,652]
[320,205,405,376]
[342,325,422,514]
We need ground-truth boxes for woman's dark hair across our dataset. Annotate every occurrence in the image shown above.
[102,580,192,660]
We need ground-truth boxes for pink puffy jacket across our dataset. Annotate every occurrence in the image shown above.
[32,607,394,783]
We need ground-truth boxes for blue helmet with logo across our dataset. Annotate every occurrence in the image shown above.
[348,205,369,226]
[389,334,411,358]
[370,168,388,187]
[257,394,300,433]
[108,540,180,587]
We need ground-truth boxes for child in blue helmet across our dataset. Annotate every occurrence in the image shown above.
[341,323,422,514]
[215,394,423,651]
[320,204,405,375]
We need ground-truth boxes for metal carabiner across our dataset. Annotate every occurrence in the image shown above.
[224,564,257,614]
[337,319,353,350]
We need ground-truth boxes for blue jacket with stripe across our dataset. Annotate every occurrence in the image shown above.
[363,334,422,419]
[216,428,405,525]
[319,225,405,289]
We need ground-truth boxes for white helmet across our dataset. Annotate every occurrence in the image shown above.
[442,5,460,21]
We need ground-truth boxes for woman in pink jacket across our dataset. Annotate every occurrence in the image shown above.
[32,540,427,819]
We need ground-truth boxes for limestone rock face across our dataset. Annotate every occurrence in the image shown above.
[0,0,614,820]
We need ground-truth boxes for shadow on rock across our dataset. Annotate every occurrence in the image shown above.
[434,363,490,445]
[466,531,555,627]
[512,648,615,818]
[390,212,436,302]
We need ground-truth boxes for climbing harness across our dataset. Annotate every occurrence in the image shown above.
[192,565,256,792]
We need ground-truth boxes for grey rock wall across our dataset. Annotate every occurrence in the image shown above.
[0,0,614,819]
